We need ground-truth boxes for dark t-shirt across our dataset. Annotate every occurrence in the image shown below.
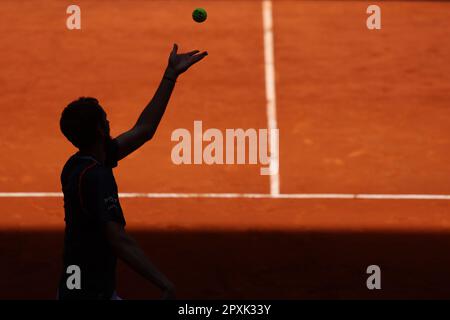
[58,139,126,300]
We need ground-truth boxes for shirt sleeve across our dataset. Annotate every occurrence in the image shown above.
[81,168,126,226]
[104,138,119,168]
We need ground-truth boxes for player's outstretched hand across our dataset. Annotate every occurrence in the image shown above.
[167,43,208,77]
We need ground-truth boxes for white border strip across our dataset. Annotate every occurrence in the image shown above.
[262,0,280,196]
[0,192,450,200]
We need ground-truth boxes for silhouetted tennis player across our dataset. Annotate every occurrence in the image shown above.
[58,44,207,300]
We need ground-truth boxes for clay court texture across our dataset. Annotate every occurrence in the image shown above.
[1,0,450,299]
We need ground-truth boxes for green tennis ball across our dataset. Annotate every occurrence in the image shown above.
[192,8,207,23]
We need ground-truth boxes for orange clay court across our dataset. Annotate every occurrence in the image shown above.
[1,0,450,299]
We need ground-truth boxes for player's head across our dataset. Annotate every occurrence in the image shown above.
[60,97,111,150]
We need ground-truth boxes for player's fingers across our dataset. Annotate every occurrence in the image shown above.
[186,50,200,56]
[189,54,207,65]
[172,43,178,55]
[192,51,208,62]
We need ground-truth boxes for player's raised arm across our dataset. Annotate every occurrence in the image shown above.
[115,43,208,160]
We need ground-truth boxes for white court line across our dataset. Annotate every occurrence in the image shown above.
[262,0,280,196]
[0,192,450,200]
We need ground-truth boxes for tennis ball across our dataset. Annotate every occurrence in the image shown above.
[192,8,207,23]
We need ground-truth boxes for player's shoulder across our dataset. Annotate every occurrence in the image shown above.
[61,153,115,186]
[83,162,112,180]
[61,154,96,181]
[82,163,115,190]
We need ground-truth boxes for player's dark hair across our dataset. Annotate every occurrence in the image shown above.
[60,97,106,149]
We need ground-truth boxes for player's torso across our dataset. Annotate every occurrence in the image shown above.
[59,154,118,299]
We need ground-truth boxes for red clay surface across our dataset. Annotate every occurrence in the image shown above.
[1,0,450,299]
